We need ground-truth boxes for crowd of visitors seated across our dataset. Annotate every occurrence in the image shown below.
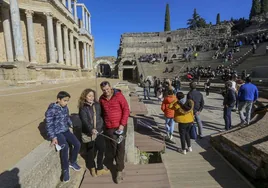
[139,54,161,63]
[186,65,237,82]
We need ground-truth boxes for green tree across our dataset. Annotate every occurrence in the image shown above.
[261,0,268,13]
[164,3,171,31]
[187,8,207,29]
[216,13,221,25]
[250,0,261,19]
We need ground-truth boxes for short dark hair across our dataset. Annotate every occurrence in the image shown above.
[176,92,184,100]
[189,82,196,89]
[226,81,232,88]
[57,91,71,99]
[100,81,111,87]
[245,77,252,83]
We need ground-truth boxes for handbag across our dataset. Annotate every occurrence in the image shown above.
[190,124,197,140]
[81,105,97,143]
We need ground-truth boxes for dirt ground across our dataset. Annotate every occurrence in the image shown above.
[0,78,119,173]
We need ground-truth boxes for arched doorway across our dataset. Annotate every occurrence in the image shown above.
[123,69,133,80]
[98,63,111,77]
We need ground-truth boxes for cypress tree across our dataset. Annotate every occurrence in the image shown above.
[164,3,171,31]
[250,0,261,19]
[216,13,221,25]
[261,0,268,13]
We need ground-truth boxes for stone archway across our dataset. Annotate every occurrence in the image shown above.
[94,59,113,77]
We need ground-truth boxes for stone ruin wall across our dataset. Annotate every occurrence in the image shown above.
[118,24,232,60]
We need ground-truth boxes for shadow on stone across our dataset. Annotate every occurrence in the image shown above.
[38,120,49,141]
[0,168,21,188]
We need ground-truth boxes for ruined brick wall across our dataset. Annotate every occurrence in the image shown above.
[118,24,232,59]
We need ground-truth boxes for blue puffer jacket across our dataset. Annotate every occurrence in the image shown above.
[45,103,72,140]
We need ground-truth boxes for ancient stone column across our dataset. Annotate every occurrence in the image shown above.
[56,21,64,64]
[63,26,70,65]
[62,0,66,6]
[9,0,25,61]
[75,39,80,68]
[82,6,85,29]
[68,0,72,12]
[85,12,88,31]
[83,42,88,69]
[2,5,14,62]
[73,0,78,23]
[88,44,92,69]
[69,32,75,66]
[25,10,37,64]
[44,12,56,64]
[88,15,91,34]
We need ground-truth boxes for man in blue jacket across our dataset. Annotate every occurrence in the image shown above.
[238,77,258,126]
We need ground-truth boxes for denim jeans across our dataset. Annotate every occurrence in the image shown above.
[238,101,253,124]
[57,130,81,170]
[224,106,233,130]
[194,113,203,136]
[165,117,175,135]
[178,123,191,150]
[143,88,150,99]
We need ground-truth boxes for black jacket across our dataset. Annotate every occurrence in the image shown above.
[223,88,236,107]
[187,89,204,113]
[79,102,104,135]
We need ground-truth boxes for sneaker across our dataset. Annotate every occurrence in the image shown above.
[166,132,170,139]
[90,168,97,177]
[182,150,187,155]
[62,169,70,182]
[115,171,123,184]
[170,134,173,140]
[97,168,110,176]
[69,162,81,171]
[188,147,192,152]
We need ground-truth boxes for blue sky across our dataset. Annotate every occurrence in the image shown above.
[79,0,252,57]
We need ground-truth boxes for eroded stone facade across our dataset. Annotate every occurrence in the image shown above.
[0,0,95,84]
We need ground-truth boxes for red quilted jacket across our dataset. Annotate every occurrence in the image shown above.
[99,89,130,129]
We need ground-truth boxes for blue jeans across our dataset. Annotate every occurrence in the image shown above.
[165,117,175,134]
[224,106,233,130]
[143,88,150,99]
[194,113,203,136]
[57,130,81,170]
[238,101,253,124]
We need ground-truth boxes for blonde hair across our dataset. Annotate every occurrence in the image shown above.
[78,88,96,109]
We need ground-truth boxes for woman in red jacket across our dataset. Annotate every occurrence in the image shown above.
[161,90,176,140]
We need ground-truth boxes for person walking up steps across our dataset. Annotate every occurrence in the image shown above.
[187,82,204,138]
[161,90,176,140]
[45,91,81,183]
[169,92,195,155]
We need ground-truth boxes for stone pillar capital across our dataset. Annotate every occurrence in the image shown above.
[25,10,34,17]
[44,12,53,18]
[56,20,62,25]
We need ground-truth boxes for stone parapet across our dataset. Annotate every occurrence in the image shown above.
[211,101,268,186]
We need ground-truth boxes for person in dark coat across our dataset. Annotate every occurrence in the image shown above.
[223,82,236,130]
[78,88,109,177]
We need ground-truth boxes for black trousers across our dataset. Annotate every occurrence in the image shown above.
[205,88,210,96]
[87,135,105,170]
[178,123,191,150]
[104,126,127,172]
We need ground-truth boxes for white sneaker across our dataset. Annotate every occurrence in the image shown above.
[166,132,170,139]
[188,147,192,152]
[182,150,187,155]
[170,134,173,140]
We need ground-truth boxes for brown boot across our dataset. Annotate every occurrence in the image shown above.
[97,168,110,176]
[90,168,97,177]
[115,171,123,184]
